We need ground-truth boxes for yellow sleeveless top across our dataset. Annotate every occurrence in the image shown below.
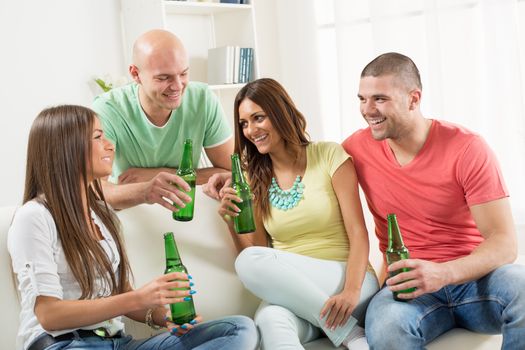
[264,142,350,261]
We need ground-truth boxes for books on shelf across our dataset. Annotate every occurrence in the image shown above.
[219,0,251,4]
[208,46,254,85]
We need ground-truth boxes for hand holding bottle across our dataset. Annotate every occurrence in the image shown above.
[164,232,197,324]
[133,272,192,310]
[166,312,203,337]
[173,139,196,221]
[203,172,232,200]
[385,213,416,301]
[217,186,242,223]
[143,172,192,211]
[386,258,451,299]
[229,154,256,234]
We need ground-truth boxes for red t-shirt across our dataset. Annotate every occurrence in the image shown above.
[342,120,509,262]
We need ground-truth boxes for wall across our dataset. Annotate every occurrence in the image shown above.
[273,0,324,141]
[2,0,521,254]
[0,0,282,207]
[269,0,525,255]
[0,0,125,206]
[252,0,281,80]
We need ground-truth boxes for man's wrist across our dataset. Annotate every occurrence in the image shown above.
[441,261,457,286]
[161,167,178,175]
[138,181,150,205]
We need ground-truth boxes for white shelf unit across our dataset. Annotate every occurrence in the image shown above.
[164,2,253,15]
[208,82,246,91]
[120,0,259,124]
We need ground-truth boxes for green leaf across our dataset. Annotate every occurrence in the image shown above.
[94,78,113,92]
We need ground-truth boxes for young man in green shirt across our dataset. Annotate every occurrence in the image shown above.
[93,29,233,211]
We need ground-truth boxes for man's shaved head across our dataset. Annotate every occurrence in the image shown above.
[361,52,422,91]
[132,29,187,69]
[129,29,190,118]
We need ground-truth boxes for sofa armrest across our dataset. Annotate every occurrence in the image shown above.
[0,206,20,350]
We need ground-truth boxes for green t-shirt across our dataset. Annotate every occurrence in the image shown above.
[264,142,351,261]
[92,82,231,181]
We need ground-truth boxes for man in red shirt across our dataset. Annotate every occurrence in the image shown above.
[342,52,525,349]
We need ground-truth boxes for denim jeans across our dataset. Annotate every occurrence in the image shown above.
[365,264,525,350]
[235,246,379,349]
[42,315,257,350]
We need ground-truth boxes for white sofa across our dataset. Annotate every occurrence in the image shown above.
[2,187,523,349]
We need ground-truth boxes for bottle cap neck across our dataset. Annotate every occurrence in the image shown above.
[179,140,193,169]
[164,232,182,262]
[387,214,405,249]
[231,154,246,184]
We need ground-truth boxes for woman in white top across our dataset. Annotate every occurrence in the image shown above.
[8,105,257,350]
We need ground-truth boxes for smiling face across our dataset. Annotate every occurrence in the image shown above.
[130,31,190,120]
[88,117,114,182]
[358,74,417,141]
[238,98,284,155]
[132,49,189,115]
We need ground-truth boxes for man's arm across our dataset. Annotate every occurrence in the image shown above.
[197,137,234,184]
[446,197,517,282]
[102,172,192,211]
[117,138,234,186]
[387,197,516,298]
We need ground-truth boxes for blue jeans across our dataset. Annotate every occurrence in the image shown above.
[365,264,525,350]
[43,316,257,349]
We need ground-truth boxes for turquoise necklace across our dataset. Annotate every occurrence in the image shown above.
[268,175,305,211]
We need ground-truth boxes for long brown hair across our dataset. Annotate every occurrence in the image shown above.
[233,78,309,220]
[23,105,132,299]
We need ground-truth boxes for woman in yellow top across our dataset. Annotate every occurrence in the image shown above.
[209,78,379,350]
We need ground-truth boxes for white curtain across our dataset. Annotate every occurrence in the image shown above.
[308,0,525,224]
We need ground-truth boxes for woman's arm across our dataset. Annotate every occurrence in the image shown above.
[320,159,370,329]
[123,281,167,327]
[218,187,269,253]
[34,272,190,331]
[121,276,206,341]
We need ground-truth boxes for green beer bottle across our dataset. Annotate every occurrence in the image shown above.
[385,213,416,301]
[231,153,256,234]
[173,139,196,221]
[164,232,196,324]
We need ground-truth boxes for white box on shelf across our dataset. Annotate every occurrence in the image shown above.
[208,46,235,85]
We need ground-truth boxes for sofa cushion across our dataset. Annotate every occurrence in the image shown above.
[1,192,523,349]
